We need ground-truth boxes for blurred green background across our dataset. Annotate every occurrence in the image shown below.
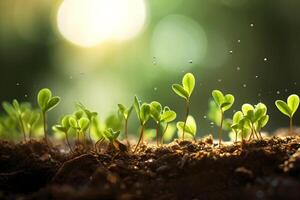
[1,0,300,137]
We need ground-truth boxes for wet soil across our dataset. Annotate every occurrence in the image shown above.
[1,135,300,200]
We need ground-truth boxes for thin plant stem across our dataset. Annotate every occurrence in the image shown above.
[125,119,130,146]
[218,110,224,146]
[161,123,169,144]
[42,112,48,143]
[19,116,26,142]
[182,100,190,140]
[134,125,144,153]
[290,117,293,134]
[65,132,73,152]
[234,130,237,142]
[156,122,160,146]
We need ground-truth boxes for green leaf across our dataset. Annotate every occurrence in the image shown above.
[69,117,78,129]
[182,73,195,96]
[150,101,162,122]
[172,84,189,100]
[118,104,126,114]
[62,116,71,128]
[2,102,17,119]
[275,100,292,117]
[233,111,243,124]
[38,88,52,111]
[242,104,254,116]
[134,96,141,119]
[212,90,225,107]
[176,115,197,137]
[12,99,21,114]
[140,103,151,124]
[287,94,299,117]
[45,96,60,112]
[259,115,269,128]
[160,110,176,123]
[221,94,234,111]
[126,106,133,119]
[79,118,90,131]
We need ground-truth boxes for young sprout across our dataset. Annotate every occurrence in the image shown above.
[212,90,235,145]
[242,103,268,140]
[150,101,176,145]
[2,100,27,141]
[134,96,151,152]
[69,111,90,145]
[118,103,133,146]
[103,128,120,149]
[37,88,60,142]
[176,115,197,141]
[53,115,73,151]
[76,102,98,143]
[275,94,299,134]
[22,109,40,139]
[172,73,195,140]
[231,111,244,142]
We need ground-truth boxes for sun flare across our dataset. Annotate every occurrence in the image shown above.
[57,0,147,47]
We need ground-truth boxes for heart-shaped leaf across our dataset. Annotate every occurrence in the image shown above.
[287,94,299,117]
[182,73,195,96]
[212,90,225,107]
[38,88,52,111]
[275,100,292,117]
[172,84,189,100]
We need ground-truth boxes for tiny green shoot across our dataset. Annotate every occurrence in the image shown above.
[53,115,73,151]
[118,103,133,146]
[37,88,60,142]
[275,94,299,134]
[176,115,197,141]
[212,90,235,145]
[134,96,151,152]
[172,73,195,140]
[150,101,176,145]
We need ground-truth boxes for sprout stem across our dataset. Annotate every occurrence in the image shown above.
[65,132,73,152]
[182,100,190,140]
[161,123,169,144]
[218,110,224,146]
[18,116,26,142]
[290,117,293,134]
[125,119,130,146]
[156,123,160,146]
[134,125,144,153]
[42,112,47,143]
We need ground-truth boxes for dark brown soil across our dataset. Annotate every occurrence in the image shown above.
[1,135,300,200]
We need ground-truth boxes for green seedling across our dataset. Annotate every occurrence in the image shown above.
[207,99,232,132]
[230,112,250,142]
[76,102,98,142]
[2,100,27,141]
[102,128,121,148]
[212,90,235,145]
[172,73,195,140]
[242,103,268,140]
[37,88,60,141]
[118,103,133,145]
[150,101,176,145]
[53,115,73,151]
[177,115,197,141]
[22,109,40,139]
[275,94,299,134]
[69,111,90,144]
[134,95,151,152]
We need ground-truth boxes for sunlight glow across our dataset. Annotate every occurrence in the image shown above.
[57,0,147,47]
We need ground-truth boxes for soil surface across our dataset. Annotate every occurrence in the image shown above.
[1,134,300,200]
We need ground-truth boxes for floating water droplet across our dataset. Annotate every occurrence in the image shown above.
[243,84,247,88]
[263,57,267,62]
[237,39,241,43]
[154,87,157,91]
[189,60,193,64]
[276,91,280,95]
[285,88,288,92]
[233,110,236,113]
[182,70,185,73]
[16,82,20,86]
[250,23,254,27]
[218,79,222,82]
[236,66,240,71]
[258,93,261,97]
[294,82,297,85]
[229,50,233,54]
[203,115,207,119]
[24,94,28,98]
[69,76,73,80]
[255,75,259,78]
[210,122,214,125]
